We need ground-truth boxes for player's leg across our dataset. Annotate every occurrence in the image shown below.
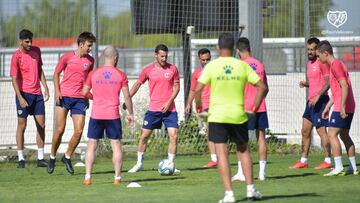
[339,113,357,175]
[107,118,123,184]
[33,94,47,167]
[128,129,153,173]
[202,117,217,168]
[257,128,267,180]
[163,111,179,166]
[314,126,332,169]
[16,117,27,168]
[289,118,312,168]
[84,138,98,185]
[324,127,344,176]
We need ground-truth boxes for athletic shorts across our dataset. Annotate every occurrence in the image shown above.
[247,112,269,130]
[328,112,354,129]
[302,95,329,128]
[142,111,179,130]
[56,97,88,115]
[208,122,249,145]
[16,91,45,118]
[87,118,122,140]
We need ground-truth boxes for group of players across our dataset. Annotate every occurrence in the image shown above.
[10,29,357,202]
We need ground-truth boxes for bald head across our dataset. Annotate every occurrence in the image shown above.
[102,46,119,66]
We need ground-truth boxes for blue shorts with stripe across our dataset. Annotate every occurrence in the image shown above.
[142,111,179,130]
[247,112,269,130]
[56,97,89,116]
[328,112,354,129]
[16,92,45,118]
[87,118,122,140]
[302,95,329,128]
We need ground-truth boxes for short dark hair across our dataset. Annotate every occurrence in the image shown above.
[19,29,33,40]
[218,33,235,50]
[236,37,251,52]
[307,37,320,45]
[198,48,211,57]
[155,44,169,53]
[317,40,333,55]
[77,32,96,45]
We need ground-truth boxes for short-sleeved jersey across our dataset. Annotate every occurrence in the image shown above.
[242,56,267,112]
[307,59,330,100]
[10,46,43,95]
[55,52,94,98]
[138,63,180,112]
[190,66,210,110]
[198,57,260,124]
[85,66,129,119]
[329,59,355,113]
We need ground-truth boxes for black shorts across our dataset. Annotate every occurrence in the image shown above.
[208,122,249,145]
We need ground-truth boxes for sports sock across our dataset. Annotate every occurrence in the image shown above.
[246,184,255,191]
[168,153,175,162]
[300,157,308,164]
[259,160,266,176]
[324,157,331,164]
[210,154,217,162]
[37,148,44,160]
[50,155,56,160]
[334,156,344,171]
[114,176,121,180]
[348,156,357,171]
[85,174,91,180]
[237,161,244,176]
[17,150,24,161]
[65,153,71,159]
[136,152,144,165]
[225,190,234,197]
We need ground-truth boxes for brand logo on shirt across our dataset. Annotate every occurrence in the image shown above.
[327,10,347,28]
[164,72,170,78]
[103,71,112,79]
[249,63,257,71]
[84,63,89,69]
[223,65,233,74]
[312,65,317,71]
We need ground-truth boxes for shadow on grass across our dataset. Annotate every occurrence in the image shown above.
[267,172,317,180]
[130,176,185,183]
[237,192,320,201]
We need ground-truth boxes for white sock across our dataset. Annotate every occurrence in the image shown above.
[210,154,217,162]
[85,174,91,180]
[65,153,71,159]
[334,156,344,171]
[168,153,175,162]
[37,148,44,160]
[137,152,144,165]
[246,184,255,191]
[349,156,357,171]
[237,161,244,176]
[17,150,24,161]
[225,190,234,197]
[50,155,56,160]
[324,157,332,164]
[114,176,121,180]
[259,160,267,176]
[300,157,308,164]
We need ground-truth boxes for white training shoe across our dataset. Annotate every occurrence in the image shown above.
[231,173,245,182]
[174,168,181,174]
[128,163,143,173]
[218,195,235,203]
[346,169,359,175]
[247,189,262,200]
[259,173,266,181]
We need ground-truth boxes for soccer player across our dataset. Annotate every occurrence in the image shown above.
[288,37,332,170]
[82,46,134,185]
[195,33,267,202]
[127,44,180,173]
[10,29,49,168]
[185,48,217,168]
[317,40,358,176]
[48,32,96,175]
[232,37,269,181]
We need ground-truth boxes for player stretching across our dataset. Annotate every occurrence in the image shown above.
[82,46,134,185]
[317,41,358,176]
[195,33,267,202]
[48,32,96,175]
[289,37,332,170]
[128,44,180,173]
[185,48,217,168]
[10,29,49,168]
[232,37,269,181]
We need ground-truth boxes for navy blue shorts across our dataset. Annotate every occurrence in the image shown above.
[87,118,122,140]
[16,92,45,118]
[302,95,329,128]
[208,122,249,145]
[56,97,88,115]
[247,112,269,130]
[142,111,179,130]
[328,112,354,129]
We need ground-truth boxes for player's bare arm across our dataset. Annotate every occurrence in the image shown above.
[185,90,195,114]
[40,67,49,102]
[53,71,62,104]
[194,82,205,112]
[339,79,349,119]
[299,80,309,88]
[11,76,28,108]
[252,80,268,113]
[122,86,134,124]
[309,76,329,107]
[321,97,334,120]
[162,82,179,113]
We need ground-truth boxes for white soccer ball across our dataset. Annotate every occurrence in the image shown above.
[157,159,175,176]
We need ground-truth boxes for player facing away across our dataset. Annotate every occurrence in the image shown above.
[317,41,358,176]
[82,46,134,185]
[10,29,50,168]
[185,48,218,168]
[195,33,267,202]
[128,44,180,173]
[232,37,269,182]
[289,37,332,169]
[48,32,96,175]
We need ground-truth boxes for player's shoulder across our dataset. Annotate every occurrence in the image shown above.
[30,46,41,53]
[142,62,155,70]
[85,54,95,62]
